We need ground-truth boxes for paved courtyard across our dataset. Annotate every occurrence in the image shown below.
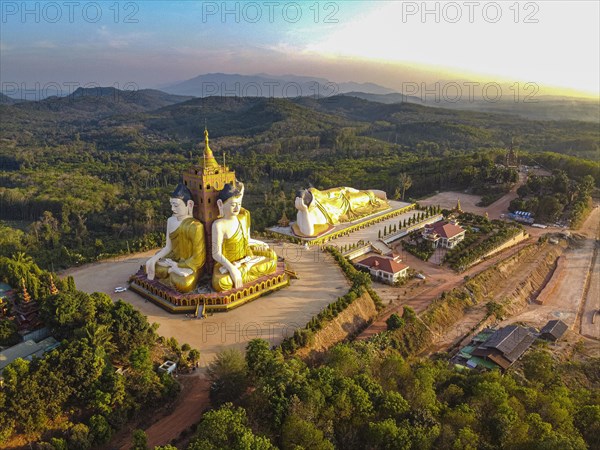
[66,243,349,368]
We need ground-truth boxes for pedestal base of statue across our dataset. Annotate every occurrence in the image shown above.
[267,200,415,246]
[128,260,289,314]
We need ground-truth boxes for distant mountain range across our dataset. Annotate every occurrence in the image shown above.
[3,73,598,122]
[0,92,22,105]
[161,73,396,98]
[342,91,600,123]
[159,73,599,122]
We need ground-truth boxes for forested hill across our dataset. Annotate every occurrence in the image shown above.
[1,87,194,122]
[141,96,356,140]
[294,96,600,159]
[1,89,598,161]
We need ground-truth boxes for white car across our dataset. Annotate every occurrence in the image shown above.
[114,286,127,293]
[415,273,426,280]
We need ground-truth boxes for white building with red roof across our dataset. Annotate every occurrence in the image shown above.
[422,221,466,249]
[355,255,409,285]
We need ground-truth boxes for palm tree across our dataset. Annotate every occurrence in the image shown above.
[12,252,33,265]
[84,324,117,359]
[398,172,413,201]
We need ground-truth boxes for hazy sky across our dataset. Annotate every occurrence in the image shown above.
[1,1,599,97]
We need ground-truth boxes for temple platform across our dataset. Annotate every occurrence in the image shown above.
[128,260,289,314]
[267,200,415,246]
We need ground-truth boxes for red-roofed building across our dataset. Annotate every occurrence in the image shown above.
[355,255,409,285]
[422,221,466,249]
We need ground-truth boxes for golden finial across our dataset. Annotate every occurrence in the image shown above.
[20,278,31,303]
[49,274,59,295]
[200,125,219,169]
[278,210,290,227]
[204,127,211,153]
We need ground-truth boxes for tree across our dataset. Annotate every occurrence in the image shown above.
[386,313,405,331]
[188,348,201,366]
[188,403,275,450]
[574,405,600,449]
[537,195,562,222]
[452,427,480,450]
[82,323,116,360]
[131,429,148,450]
[246,339,275,380]
[208,348,248,405]
[398,173,413,201]
[0,319,20,346]
[69,423,92,450]
[326,344,362,378]
[402,306,416,321]
[380,390,410,419]
[367,418,411,450]
[89,414,112,445]
[281,414,334,450]
[522,350,556,387]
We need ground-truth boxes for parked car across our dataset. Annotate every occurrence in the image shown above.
[415,273,426,280]
[114,286,127,293]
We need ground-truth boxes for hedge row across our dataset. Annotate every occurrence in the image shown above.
[279,247,383,355]
[401,240,435,261]
[445,225,523,272]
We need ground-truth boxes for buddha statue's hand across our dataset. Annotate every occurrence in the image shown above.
[295,197,309,212]
[160,258,192,277]
[249,238,269,252]
[145,257,157,280]
[228,264,243,289]
[170,266,194,277]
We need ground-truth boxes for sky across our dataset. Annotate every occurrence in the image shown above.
[1,1,599,98]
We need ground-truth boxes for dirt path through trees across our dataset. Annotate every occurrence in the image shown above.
[106,374,211,450]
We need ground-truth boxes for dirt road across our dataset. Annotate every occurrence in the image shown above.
[357,237,535,341]
[498,205,600,344]
[109,374,211,450]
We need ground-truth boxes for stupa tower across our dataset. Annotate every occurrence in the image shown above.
[182,127,236,268]
[506,138,519,168]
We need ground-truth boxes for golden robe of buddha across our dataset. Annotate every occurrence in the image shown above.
[146,183,206,293]
[309,187,387,224]
[154,217,206,292]
[294,186,389,237]
[211,182,277,292]
[212,209,277,292]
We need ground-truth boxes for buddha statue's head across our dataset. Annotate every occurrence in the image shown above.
[170,183,194,220]
[295,188,314,209]
[217,181,244,218]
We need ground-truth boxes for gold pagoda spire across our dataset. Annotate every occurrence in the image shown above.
[202,127,219,169]
[455,198,463,213]
[278,210,290,227]
[20,278,31,303]
[49,274,59,295]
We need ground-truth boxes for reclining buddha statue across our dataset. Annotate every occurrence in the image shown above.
[211,181,278,292]
[145,183,206,293]
[294,186,389,237]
